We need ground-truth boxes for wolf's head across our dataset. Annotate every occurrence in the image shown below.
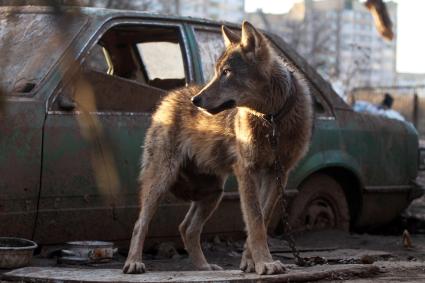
[192,21,276,114]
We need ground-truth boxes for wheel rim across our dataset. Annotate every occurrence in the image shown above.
[303,197,337,230]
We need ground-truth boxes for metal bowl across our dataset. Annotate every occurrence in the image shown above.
[61,241,115,264]
[0,237,38,269]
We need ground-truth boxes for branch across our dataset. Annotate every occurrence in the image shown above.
[365,0,393,40]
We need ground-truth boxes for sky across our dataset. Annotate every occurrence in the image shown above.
[245,0,425,74]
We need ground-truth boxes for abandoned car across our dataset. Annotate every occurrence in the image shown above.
[0,6,423,245]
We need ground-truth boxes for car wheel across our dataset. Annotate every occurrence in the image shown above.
[288,174,350,232]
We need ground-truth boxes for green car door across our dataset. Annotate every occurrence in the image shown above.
[35,18,195,243]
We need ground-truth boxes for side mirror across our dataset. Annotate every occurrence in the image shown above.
[58,95,77,111]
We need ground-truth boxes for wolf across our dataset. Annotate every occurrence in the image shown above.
[123,21,313,275]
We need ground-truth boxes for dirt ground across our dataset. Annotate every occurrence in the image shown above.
[122,186,425,282]
[3,179,425,282]
[2,228,425,282]
[135,228,425,282]
[4,199,425,282]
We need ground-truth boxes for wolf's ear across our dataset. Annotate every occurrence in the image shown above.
[241,21,265,57]
[222,25,240,48]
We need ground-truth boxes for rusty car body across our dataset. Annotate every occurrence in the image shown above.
[0,6,423,245]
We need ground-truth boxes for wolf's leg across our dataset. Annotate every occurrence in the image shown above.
[123,157,179,274]
[179,203,195,249]
[260,171,286,226]
[180,188,224,271]
[180,195,224,270]
[240,171,286,272]
[235,166,286,275]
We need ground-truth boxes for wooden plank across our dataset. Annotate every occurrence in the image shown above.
[2,264,379,283]
[276,249,391,262]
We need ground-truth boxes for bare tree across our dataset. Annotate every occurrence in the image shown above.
[282,12,334,73]
[305,12,334,70]
[103,0,155,10]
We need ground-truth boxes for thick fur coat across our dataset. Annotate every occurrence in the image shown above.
[123,21,313,275]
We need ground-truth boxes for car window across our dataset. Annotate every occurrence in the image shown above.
[136,42,185,81]
[58,24,191,113]
[194,29,225,82]
[83,25,188,92]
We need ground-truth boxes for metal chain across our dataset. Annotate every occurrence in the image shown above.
[268,116,326,267]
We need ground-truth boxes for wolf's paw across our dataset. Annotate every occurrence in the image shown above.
[199,263,223,271]
[255,260,286,275]
[123,260,146,274]
[240,257,255,273]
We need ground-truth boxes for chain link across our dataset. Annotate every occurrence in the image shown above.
[268,116,326,267]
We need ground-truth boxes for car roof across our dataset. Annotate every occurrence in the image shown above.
[0,5,239,28]
[80,6,241,28]
[0,6,349,109]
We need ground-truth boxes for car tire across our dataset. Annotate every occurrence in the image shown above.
[288,174,350,232]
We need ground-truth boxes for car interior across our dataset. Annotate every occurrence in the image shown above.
[56,25,188,113]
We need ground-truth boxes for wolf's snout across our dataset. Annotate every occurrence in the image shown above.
[191,95,202,107]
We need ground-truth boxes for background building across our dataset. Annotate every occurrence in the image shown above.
[247,0,398,97]
[177,0,244,22]
[397,72,425,87]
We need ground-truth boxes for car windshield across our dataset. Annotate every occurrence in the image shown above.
[0,8,87,95]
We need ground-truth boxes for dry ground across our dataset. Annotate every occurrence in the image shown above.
[2,229,425,282]
[3,174,425,282]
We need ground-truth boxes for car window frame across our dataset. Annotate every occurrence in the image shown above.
[48,18,193,115]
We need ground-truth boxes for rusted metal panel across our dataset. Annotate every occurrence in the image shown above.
[337,110,412,186]
[356,191,412,227]
[0,100,44,239]
[34,112,149,243]
[0,7,88,96]
[0,6,88,240]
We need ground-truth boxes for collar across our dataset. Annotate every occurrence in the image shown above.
[264,71,297,123]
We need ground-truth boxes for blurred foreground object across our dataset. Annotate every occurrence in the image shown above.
[365,0,393,40]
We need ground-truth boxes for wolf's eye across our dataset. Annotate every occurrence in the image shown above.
[222,68,231,76]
